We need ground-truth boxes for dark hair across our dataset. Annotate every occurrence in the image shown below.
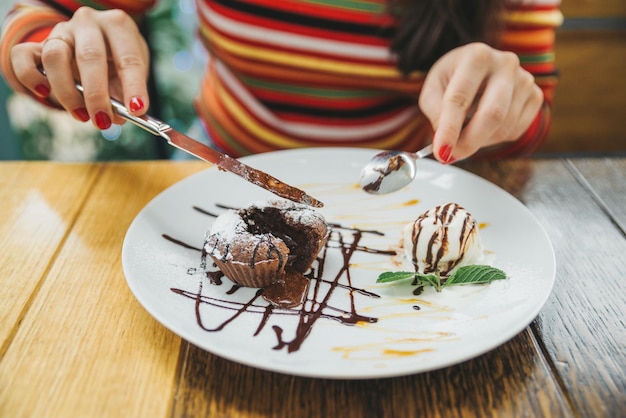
[388,0,504,74]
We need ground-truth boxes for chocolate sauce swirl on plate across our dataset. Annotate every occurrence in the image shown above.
[163,204,395,354]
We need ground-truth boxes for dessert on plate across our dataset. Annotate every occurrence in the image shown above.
[204,199,329,288]
[380,202,504,293]
[400,202,486,276]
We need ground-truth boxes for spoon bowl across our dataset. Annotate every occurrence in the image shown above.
[359,144,433,194]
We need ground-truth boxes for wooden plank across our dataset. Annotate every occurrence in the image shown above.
[569,158,626,231]
[541,30,626,154]
[466,159,626,418]
[0,161,205,418]
[561,0,626,18]
[173,330,573,418]
[0,162,100,356]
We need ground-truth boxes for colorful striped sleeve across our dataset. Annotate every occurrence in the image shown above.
[0,3,68,96]
[0,1,154,98]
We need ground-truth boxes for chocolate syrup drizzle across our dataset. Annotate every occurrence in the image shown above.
[162,205,396,354]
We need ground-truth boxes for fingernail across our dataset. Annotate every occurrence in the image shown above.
[35,84,50,97]
[129,96,144,112]
[95,111,112,130]
[72,108,90,122]
[438,144,453,164]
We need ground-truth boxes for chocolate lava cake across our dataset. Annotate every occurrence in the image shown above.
[204,200,329,288]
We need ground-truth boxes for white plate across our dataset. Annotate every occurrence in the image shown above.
[122,148,555,379]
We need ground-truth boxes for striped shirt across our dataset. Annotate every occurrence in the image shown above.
[1,0,563,158]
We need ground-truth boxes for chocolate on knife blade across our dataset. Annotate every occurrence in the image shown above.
[164,129,324,208]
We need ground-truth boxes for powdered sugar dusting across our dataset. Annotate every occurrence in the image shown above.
[207,210,247,242]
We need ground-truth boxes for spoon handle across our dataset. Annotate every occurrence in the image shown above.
[415,144,434,159]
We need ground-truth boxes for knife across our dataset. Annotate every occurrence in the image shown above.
[70,80,323,208]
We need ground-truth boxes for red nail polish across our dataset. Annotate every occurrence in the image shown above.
[72,108,90,122]
[129,96,144,112]
[95,111,112,130]
[35,84,50,97]
[439,144,453,163]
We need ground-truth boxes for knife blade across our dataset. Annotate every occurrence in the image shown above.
[81,85,324,208]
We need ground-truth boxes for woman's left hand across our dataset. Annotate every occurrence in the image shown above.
[419,42,543,163]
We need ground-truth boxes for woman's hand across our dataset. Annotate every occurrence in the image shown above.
[9,7,150,129]
[419,42,543,163]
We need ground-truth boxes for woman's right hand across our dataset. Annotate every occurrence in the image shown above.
[9,6,150,129]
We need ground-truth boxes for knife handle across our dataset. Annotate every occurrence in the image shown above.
[72,83,171,138]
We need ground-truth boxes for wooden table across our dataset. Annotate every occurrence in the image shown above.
[1,158,624,418]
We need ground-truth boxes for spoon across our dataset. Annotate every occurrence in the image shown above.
[359,144,433,194]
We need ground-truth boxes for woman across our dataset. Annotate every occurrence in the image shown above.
[0,0,562,163]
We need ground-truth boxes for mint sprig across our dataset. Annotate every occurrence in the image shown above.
[376,265,506,293]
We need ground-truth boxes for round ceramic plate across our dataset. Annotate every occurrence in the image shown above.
[122,147,555,379]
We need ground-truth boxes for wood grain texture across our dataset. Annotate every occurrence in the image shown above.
[172,330,573,418]
[569,158,626,232]
[0,162,205,418]
[0,162,100,357]
[464,158,626,418]
[542,30,626,154]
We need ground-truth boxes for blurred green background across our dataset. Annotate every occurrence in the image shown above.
[0,0,204,161]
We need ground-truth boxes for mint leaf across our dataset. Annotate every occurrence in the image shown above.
[376,271,416,283]
[443,265,507,287]
[378,265,507,295]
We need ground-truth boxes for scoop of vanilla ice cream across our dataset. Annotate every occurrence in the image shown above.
[402,203,484,276]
